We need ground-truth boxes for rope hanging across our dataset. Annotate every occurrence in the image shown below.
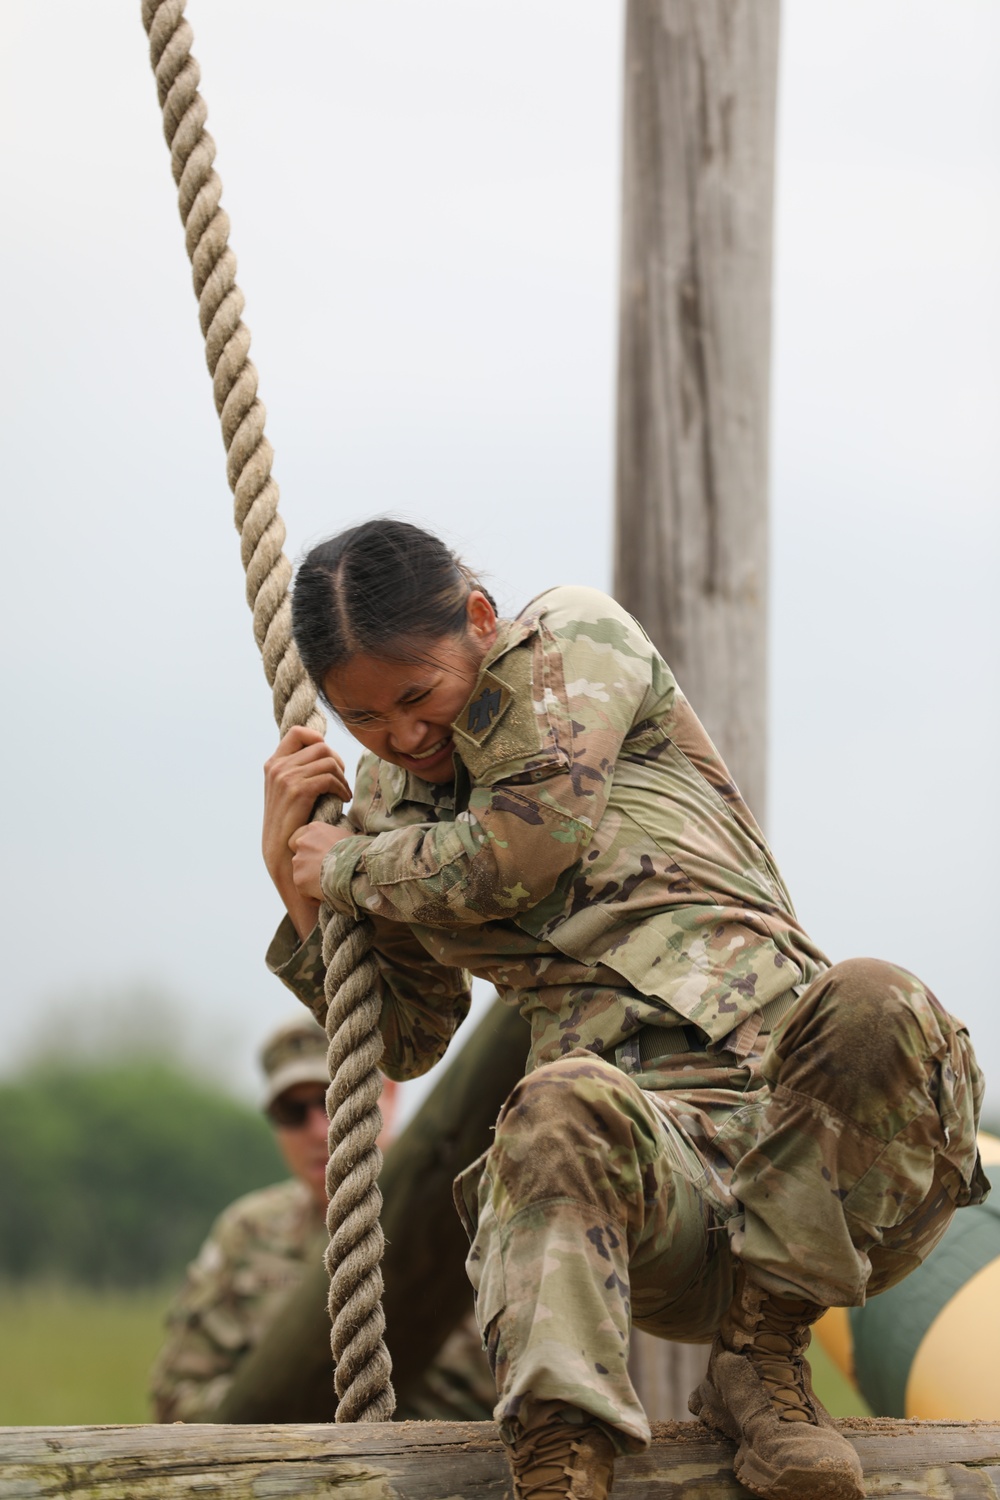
[140,0,394,1422]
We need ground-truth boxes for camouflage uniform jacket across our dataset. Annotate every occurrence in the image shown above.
[268,585,829,1077]
[150,1178,496,1423]
[150,1178,323,1422]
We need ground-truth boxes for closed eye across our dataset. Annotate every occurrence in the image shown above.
[336,683,435,727]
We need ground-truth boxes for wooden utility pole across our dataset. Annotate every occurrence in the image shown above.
[614,0,781,1415]
[615,0,779,823]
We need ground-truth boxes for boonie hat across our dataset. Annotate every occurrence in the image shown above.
[260,1017,329,1109]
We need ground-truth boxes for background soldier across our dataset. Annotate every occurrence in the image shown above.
[150,1016,495,1422]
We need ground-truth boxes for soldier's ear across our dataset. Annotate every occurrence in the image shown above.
[466,590,497,649]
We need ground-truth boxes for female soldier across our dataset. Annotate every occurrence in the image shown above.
[263,518,986,1500]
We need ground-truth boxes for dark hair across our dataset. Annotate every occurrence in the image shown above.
[292,519,496,700]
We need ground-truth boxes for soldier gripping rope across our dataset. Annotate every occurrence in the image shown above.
[262,518,988,1500]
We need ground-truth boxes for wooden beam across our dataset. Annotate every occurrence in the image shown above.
[4,1419,998,1498]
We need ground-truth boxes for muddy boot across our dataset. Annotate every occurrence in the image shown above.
[504,1415,615,1499]
[689,1267,865,1500]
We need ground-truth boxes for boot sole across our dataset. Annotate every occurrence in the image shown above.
[690,1378,866,1500]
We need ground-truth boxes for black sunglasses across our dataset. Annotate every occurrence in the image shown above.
[266,1089,328,1130]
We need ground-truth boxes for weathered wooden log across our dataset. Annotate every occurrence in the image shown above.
[215,997,528,1422]
[614,0,780,826]
[4,1419,998,1498]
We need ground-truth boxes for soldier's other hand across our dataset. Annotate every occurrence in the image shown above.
[289,821,356,902]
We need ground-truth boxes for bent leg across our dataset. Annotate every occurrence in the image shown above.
[731,958,986,1306]
[459,1052,722,1453]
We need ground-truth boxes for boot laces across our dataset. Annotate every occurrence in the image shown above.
[745,1296,817,1425]
[510,1421,611,1500]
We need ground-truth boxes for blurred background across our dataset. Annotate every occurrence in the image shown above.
[1,0,996,1424]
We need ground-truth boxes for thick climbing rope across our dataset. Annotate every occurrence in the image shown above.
[140,0,394,1422]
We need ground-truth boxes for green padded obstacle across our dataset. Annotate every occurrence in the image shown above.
[850,1194,1000,1416]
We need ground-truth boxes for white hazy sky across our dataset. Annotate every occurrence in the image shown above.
[1,2,997,1119]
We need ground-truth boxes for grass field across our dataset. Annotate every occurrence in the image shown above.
[0,1282,171,1425]
[0,1281,869,1427]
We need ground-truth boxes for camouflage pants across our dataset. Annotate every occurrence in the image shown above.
[454,958,986,1451]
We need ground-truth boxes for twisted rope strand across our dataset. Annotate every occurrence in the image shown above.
[140,0,393,1422]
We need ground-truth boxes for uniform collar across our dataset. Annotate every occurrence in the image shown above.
[379,761,457,816]
[479,611,539,672]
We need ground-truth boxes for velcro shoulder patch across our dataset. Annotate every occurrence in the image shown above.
[452,651,567,784]
[453,669,513,749]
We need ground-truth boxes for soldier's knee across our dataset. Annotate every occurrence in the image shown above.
[829,957,929,1054]
[489,1054,663,1211]
[790,954,935,1046]
[769,958,943,1107]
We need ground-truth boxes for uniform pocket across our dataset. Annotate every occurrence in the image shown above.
[453,1147,490,1240]
[464,1185,507,1366]
[936,1024,989,1208]
[454,1151,507,1352]
[842,1120,939,1231]
[843,1015,989,1231]
[468,1206,506,1330]
[909,989,987,1209]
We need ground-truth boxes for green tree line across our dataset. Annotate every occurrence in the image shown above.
[0,1060,284,1286]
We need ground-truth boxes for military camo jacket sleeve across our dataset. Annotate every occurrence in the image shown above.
[266,754,473,1080]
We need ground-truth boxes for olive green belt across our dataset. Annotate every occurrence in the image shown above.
[611,987,801,1073]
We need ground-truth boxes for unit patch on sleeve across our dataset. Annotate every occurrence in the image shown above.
[452,669,513,750]
[467,685,502,735]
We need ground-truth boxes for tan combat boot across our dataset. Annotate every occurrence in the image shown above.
[504,1415,615,1499]
[689,1266,865,1500]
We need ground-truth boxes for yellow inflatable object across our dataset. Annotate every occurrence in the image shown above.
[815,1132,999,1418]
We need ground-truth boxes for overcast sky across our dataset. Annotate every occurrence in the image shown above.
[1,2,997,1120]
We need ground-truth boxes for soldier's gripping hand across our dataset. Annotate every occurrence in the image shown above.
[263,726,352,939]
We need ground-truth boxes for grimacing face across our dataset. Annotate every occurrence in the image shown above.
[322,591,497,784]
